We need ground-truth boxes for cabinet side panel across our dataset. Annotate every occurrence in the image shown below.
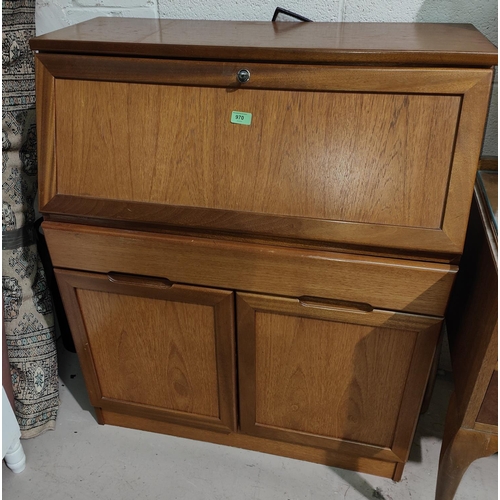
[55,79,460,229]
[35,58,57,209]
[446,193,498,427]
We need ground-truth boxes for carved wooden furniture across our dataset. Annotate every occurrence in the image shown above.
[30,18,497,480]
[437,170,498,499]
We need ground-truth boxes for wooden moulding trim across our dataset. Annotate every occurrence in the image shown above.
[35,58,57,208]
[237,292,442,332]
[441,70,494,254]
[236,293,257,441]
[100,410,399,479]
[54,269,104,407]
[56,269,233,306]
[43,213,462,264]
[100,397,232,434]
[214,293,238,431]
[31,43,498,68]
[390,321,442,462]
[29,19,498,67]
[392,462,405,482]
[251,423,401,462]
[473,422,498,434]
[43,195,461,255]
[37,53,489,93]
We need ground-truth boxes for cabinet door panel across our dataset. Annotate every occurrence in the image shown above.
[54,79,458,229]
[237,293,441,461]
[56,269,236,432]
[77,290,219,417]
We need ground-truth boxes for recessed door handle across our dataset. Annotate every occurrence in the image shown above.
[107,272,173,289]
[298,296,373,313]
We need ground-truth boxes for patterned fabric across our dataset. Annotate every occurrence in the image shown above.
[3,110,37,229]
[3,0,59,438]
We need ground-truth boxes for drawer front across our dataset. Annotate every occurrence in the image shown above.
[37,55,493,254]
[237,292,442,461]
[43,221,456,316]
[55,268,237,433]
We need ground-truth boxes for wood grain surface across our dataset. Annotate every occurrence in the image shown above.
[54,79,459,230]
[446,192,498,430]
[30,18,498,67]
[35,59,57,208]
[437,178,498,498]
[436,393,498,500]
[254,313,416,447]
[43,221,456,316]
[31,18,498,482]
[55,269,237,432]
[35,52,493,254]
[37,53,489,93]
[78,290,219,416]
[237,292,441,460]
[476,371,498,426]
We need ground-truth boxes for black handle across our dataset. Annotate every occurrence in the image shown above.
[272,7,312,22]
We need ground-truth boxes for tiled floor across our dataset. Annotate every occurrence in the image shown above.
[3,342,497,500]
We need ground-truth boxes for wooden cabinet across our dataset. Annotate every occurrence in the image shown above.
[30,18,497,481]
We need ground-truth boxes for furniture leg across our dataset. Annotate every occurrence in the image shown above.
[436,392,497,500]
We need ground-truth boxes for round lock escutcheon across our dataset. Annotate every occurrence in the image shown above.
[237,69,251,83]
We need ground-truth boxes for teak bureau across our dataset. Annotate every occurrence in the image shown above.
[30,18,497,480]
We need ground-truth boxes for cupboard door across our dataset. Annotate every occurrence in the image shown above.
[237,293,441,462]
[56,269,236,433]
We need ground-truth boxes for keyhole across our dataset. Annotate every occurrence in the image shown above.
[237,69,251,83]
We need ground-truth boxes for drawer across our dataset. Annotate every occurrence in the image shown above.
[55,268,237,433]
[36,55,492,254]
[43,221,456,316]
[236,292,442,460]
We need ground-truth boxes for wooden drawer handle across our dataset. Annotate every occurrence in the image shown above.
[107,272,173,289]
[298,296,373,313]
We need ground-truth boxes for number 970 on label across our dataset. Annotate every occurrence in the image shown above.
[231,111,252,126]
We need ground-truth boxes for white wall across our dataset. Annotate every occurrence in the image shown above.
[35,0,498,155]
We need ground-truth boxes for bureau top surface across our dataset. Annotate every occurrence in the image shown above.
[30,17,497,66]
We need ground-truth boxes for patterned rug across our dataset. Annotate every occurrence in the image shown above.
[2,0,59,438]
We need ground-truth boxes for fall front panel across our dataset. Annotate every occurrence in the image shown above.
[54,79,459,229]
